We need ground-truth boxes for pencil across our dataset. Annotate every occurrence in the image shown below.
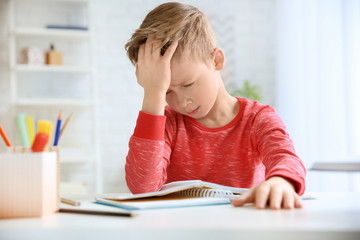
[59,113,72,141]
[53,111,62,146]
[59,208,135,217]
[0,124,12,147]
[61,197,81,206]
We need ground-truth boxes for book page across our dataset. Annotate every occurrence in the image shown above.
[96,180,247,201]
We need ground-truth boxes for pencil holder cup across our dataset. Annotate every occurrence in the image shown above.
[0,148,59,219]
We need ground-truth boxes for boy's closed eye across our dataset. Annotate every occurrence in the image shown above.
[183,82,194,87]
[166,82,194,94]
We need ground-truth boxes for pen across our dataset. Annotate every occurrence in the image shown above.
[53,111,62,146]
[0,124,12,147]
[59,208,135,217]
[61,197,81,206]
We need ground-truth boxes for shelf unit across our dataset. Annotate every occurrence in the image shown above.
[14,64,92,73]
[16,99,95,106]
[14,27,91,38]
[8,0,101,193]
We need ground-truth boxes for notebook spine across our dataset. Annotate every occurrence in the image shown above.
[180,188,235,198]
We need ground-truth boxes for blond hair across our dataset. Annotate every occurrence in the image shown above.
[125,2,218,65]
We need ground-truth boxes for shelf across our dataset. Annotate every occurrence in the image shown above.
[9,0,101,193]
[16,98,95,106]
[14,27,90,38]
[15,64,92,73]
[13,0,89,3]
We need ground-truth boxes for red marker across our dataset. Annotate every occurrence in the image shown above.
[32,133,49,152]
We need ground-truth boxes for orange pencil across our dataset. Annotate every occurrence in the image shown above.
[0,123,12,147]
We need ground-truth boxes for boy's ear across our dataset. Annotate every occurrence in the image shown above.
[213,48,225,71]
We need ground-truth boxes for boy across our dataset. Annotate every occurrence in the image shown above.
[124,2,306,210]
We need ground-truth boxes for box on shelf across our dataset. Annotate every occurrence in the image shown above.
[46,44,63,65]
[22,46,45,65]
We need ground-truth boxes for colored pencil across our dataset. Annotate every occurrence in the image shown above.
[61,197,81,206]
[59,113,72,141]
[0,124,12,147]
[53,111,62,146]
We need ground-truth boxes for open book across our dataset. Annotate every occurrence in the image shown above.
[95,180,248,210]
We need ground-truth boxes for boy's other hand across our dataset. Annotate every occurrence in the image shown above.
[231,176,303,210]
[136,35,178,115]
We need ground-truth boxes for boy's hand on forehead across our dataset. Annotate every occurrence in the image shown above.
[136,35,178,115]
[137,35,178,92]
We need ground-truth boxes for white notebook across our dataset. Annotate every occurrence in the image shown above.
[95,180,247,210]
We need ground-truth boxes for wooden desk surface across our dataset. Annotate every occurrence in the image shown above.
[0,192,359,240]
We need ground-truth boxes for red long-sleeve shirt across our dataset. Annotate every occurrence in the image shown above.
[125,97,306,195]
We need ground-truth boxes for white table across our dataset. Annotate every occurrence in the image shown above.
[0,192,359,240]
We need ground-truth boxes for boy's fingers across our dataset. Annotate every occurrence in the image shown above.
[231,189,254,207]
[163,41,178,60]
[231,189,255,207]
[255,185,270,209]
[152,40,163,56]
[295,195,303,208]
[144,35,154,56]
[269,187,283,210]
[282,191,294,209]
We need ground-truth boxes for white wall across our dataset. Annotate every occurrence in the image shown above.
[275,0,360,193]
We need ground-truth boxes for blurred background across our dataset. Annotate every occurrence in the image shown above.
[0,0,359,194]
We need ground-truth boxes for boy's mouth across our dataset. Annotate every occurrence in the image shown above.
[187,107,199,115]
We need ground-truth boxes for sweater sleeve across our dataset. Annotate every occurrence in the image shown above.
[125,111,173,194]
[252,106,306,195]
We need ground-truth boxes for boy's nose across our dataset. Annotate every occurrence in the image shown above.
[178,95,192,108]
